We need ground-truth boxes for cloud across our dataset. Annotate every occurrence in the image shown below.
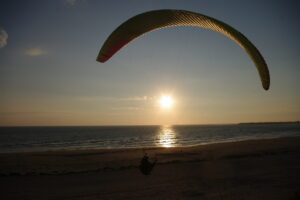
[0,28,8,48]
[119,96,148,101]
[65,0,76,6]
[111,107,142,111]
[24,48,48,56]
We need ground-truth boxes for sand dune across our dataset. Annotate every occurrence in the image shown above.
[1,137,300,199]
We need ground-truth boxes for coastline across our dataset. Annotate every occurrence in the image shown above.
[1,136,300,199]
[1,122,299,154]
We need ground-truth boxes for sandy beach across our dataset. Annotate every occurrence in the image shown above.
[1,136,299,200]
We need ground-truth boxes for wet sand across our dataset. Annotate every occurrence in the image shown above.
[0,137,300,200]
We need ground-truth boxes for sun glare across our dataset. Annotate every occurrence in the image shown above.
[159,96,174,109]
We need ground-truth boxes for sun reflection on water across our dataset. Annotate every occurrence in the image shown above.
[157,126,177,147]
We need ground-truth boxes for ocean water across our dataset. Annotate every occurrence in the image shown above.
[0,123,299,153]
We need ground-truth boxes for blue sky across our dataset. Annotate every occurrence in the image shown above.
[0,0,299,126]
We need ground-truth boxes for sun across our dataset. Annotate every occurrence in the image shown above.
[159,96,174,109]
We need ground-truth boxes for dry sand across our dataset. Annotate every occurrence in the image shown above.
[0,137,299,200]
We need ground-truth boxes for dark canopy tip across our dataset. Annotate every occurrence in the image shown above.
[97,53,109,63]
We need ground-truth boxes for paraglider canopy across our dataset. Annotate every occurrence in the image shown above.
[97,9,270,90]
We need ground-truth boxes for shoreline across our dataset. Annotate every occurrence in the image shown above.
[1,134,299,155]
[1,136,299,176]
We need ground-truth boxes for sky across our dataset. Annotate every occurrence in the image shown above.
[0,0,299,126]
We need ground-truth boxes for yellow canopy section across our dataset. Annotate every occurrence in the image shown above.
[97,9,270,90]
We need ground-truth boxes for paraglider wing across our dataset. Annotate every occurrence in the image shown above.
[97,9,270,90]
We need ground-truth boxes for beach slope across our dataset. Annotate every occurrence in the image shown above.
[1,137,300,200]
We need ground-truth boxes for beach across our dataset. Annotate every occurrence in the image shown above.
[1,136,299,200]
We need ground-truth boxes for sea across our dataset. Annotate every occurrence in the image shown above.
[0,122,299,153]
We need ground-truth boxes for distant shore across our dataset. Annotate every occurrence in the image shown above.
[1,136,300,199]
[238,121,300,125]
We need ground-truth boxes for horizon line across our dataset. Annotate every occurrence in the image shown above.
[0,121,299,128]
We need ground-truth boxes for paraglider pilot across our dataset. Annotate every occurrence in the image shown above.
[139,153,157,175]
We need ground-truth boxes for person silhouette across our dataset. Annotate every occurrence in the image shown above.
[139,153,157,175]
